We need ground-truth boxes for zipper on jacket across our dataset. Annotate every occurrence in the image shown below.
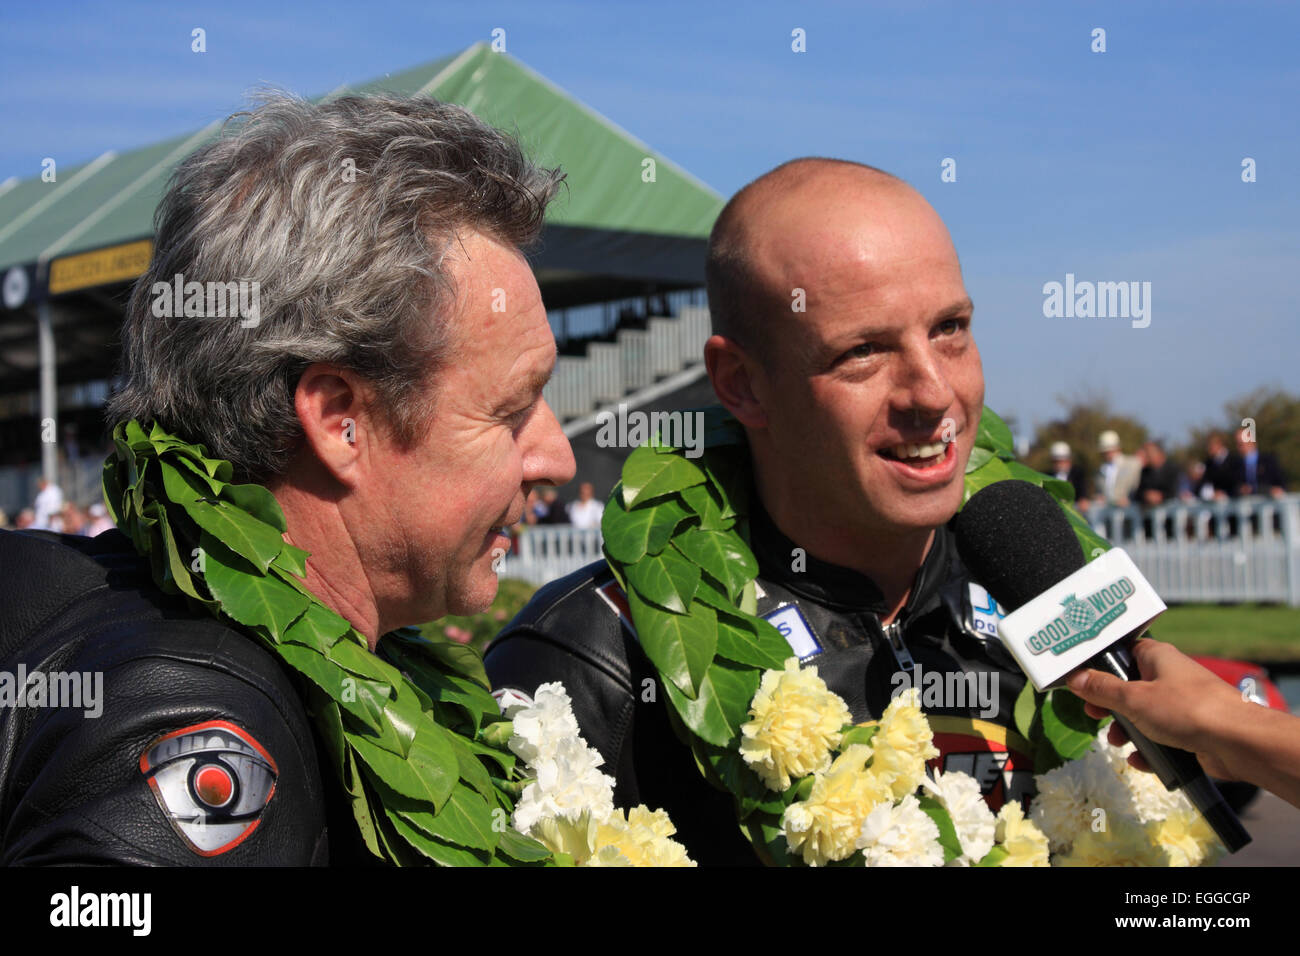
[882,619,915,673]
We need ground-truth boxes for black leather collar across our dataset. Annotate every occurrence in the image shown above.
[747,498,957,619]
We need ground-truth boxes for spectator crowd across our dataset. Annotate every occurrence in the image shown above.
[1047,425,1288,513]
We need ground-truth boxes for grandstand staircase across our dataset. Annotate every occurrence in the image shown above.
[544,305,711,433]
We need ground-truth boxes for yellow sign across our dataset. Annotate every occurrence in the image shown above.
[48,239,153,295]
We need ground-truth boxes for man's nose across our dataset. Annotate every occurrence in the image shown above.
[894,342,956,422]
[525,397,577,487]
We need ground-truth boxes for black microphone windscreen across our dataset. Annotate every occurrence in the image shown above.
[952,480,1086,611]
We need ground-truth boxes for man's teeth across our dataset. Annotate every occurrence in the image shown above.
[891,442,946,460]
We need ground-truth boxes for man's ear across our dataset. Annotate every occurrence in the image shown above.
[294,363,369,488]
[704,334,768,429]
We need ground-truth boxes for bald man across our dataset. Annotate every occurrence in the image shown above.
[487,159,1033,864]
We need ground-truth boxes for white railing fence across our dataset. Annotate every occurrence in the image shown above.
[499,495,1300,606]
[1086,495,1300,606]
[498,526,605,586]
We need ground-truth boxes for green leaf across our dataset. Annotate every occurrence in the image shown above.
[621,446,708,507]
[351,722,458,813]
[156,509,205,602]
[671,527,758,600]
[283,601,352,652]
[1042,688,1104,761]
[220,481,288,532]
[174,454,227,496]
[840,724,880,749]
[393,629,492,691]
[1042,477,1076,504]
[601,492,690,564]
[1062,503,1111,560]
[629,591,717,698]
[202,533,311,637]
[660,659,758,747]
[680,482,731,531]
[1006,460,1049,486]
[280,641,384,733]
[497,826,554,862]
[964,446,995,474]
[976,845,1010,867]
[975,406,1015,459]
[160,461,284,572]
[917,794,963,864]
[961,456,1014,504]
[1013,681,1040,743]
[385,809,490,867]
[714,615,789,671]
[625,549,700,614]
[395,784,500,853]
[272,542,311,578]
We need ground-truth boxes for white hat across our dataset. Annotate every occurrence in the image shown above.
[1098,430,1121,452]
[1050,441,1071,459]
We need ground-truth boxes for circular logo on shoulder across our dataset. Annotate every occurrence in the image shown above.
[140,720,278,857]
[3,267,30,310]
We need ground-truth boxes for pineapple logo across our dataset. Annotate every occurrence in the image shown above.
[1061,593,1098,633]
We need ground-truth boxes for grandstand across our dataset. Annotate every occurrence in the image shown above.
[0,43,724,518]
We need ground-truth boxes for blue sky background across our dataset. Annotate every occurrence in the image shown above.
[2,0,1296,448]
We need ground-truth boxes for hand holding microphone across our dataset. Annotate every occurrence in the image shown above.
[1067,638,1238,781]
[1069,638,1300,812]
[953,479,1252,852]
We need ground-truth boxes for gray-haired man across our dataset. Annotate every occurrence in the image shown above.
[0,94,575,864]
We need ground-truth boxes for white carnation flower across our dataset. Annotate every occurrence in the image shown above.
[512,734,615,833]
[922,769,995,864]
[1080,735,1141,823]
[1095,731,1188,823]
[508,682,582,765]
[1030,760,1092,854]
[856,795,944,867]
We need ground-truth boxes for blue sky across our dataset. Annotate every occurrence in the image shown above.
[2,0,1296,447]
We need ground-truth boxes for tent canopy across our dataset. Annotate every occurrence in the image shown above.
[0,43,723,399]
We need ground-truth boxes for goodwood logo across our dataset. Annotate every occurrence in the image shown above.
[1025,577,1136,657]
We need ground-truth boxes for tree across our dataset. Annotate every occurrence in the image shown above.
[1186,387,1299,493]
[1024,391,1150,493]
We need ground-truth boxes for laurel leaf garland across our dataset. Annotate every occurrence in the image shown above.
[103,420,553,866]
[601,405,1111,864]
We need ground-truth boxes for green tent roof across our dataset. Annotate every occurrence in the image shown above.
[0,41,723,284]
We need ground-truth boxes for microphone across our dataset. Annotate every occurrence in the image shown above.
[952,480,1250,853]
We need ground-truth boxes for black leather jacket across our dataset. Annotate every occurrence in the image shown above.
[486,504,1036,865]
[0,528,373,865]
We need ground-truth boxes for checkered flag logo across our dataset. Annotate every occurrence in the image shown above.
[1061,593,1097,632]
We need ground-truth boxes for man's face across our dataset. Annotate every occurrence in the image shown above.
[745,181,984,543]
[367,231,575,622]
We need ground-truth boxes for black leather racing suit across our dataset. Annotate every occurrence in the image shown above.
[0,528,375,865]
[485,503,1037,865]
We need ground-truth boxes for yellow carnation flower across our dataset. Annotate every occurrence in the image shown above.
[782,744,894,866]
[1148,808,1224,868]
[1056,816,1167,867]
[869,688,940,800]
[586,806,695,867]
[530,811,598,861]
[740,658,852,792]
[995,800,1050,866]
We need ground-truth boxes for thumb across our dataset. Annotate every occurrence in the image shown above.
[1067,668,1130,713]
